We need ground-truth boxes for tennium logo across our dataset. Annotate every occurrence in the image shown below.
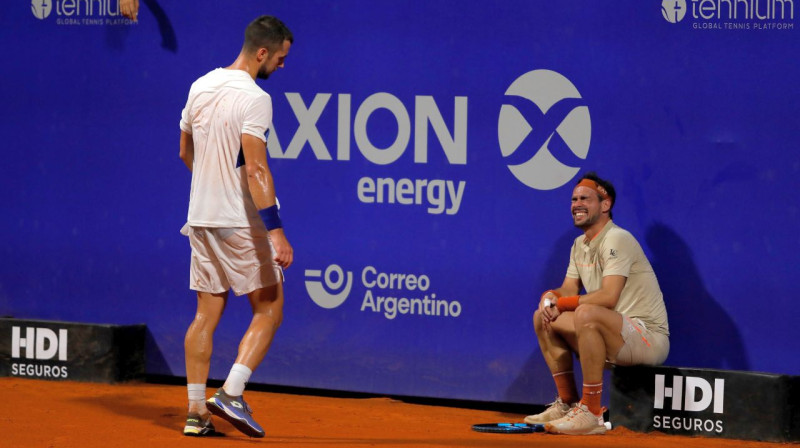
[498,69,591,190]
[662,0,688,23]
[30,0,137,26]
[662,0,796,30]
[31,0,52,19]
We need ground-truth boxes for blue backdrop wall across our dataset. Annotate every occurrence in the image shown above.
[2,0,798,405]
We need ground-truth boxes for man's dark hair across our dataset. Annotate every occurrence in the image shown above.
[577,172,616,219]
[243,15,293,53]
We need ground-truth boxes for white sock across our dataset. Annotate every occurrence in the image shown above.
[223,363,252,397]
[187,383,206,413]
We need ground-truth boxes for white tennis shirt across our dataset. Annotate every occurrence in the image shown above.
[180,68,272,228]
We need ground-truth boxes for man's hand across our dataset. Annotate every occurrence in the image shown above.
[269,228,293,269]
[120,0,139,21]
[539,291,561,332]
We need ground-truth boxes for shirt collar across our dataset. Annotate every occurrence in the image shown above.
[583,219,615,249]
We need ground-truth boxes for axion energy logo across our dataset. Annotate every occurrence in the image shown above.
[10,326,69,378]
[661,0,795,30]
[305,264,462,320]
[269,93,467,215]
[498,70,591,190]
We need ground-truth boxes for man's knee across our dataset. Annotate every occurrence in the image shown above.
[249,283,283,307]
[189,311,218,330]
[268,306,284,329]
[573,304,604,328]
[253,298,284,329]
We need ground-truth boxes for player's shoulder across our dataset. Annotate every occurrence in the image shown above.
[191,68,223,85]
[186,68,221,96]
[606,223,633,238]
[234,75,271,102]
[603,223,643,248]
[189,69,267,96]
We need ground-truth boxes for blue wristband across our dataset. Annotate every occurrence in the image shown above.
[258,205,283,231]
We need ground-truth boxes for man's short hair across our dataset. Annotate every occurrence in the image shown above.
[577,172,616,219]
[243,15,293,53]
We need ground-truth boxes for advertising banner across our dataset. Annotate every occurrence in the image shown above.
[0,318,145,383]
[611,366,800,442]
[1,1,798,404]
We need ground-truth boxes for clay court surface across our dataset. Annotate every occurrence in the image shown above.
[3,377,789,447]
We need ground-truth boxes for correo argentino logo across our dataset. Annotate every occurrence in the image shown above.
[662,0,688,23]
[31,0,53,19]
[305,264,353,309]
[498,69,591,190]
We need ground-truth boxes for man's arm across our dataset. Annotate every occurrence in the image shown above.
[241,134,293,269]
[542,275,626,329]
[578,275,626,309]
[552,276,582,299]
[540,276,582,328]
[179,131,194,172]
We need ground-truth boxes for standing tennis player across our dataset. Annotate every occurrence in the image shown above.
[526,172,669,435]
[178,15,293,438]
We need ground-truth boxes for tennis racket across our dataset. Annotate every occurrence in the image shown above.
[471,423,544,434]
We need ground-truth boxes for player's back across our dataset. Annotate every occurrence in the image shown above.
[181,68,272,228]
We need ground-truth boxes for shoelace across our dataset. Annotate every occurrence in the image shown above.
[546,397,566,409]
[217,390,254,416]
[565,407,582,421]
[564,405,605,424]
[567,405,594,421]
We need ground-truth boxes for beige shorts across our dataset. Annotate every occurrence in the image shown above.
[189,226,283,296]
[613,316,669,366]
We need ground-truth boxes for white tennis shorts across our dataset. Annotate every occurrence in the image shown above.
[614,316,669,366]
[188,226,283,296]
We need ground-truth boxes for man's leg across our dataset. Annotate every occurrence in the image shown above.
[221,282,284,395]
[535,310,579,400]
[185,291,228,382]
[534,309,578,372]
[545,304,624,435]
[239,282,284,367]
[526,310,580,423]
[183,291,227,436]
[573,304,624,411]
[206,283,283,438]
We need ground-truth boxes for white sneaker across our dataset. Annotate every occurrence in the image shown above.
[544,403,607,435]
[523,397,572,424]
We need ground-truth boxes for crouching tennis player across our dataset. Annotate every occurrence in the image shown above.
[527,172,669,435]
